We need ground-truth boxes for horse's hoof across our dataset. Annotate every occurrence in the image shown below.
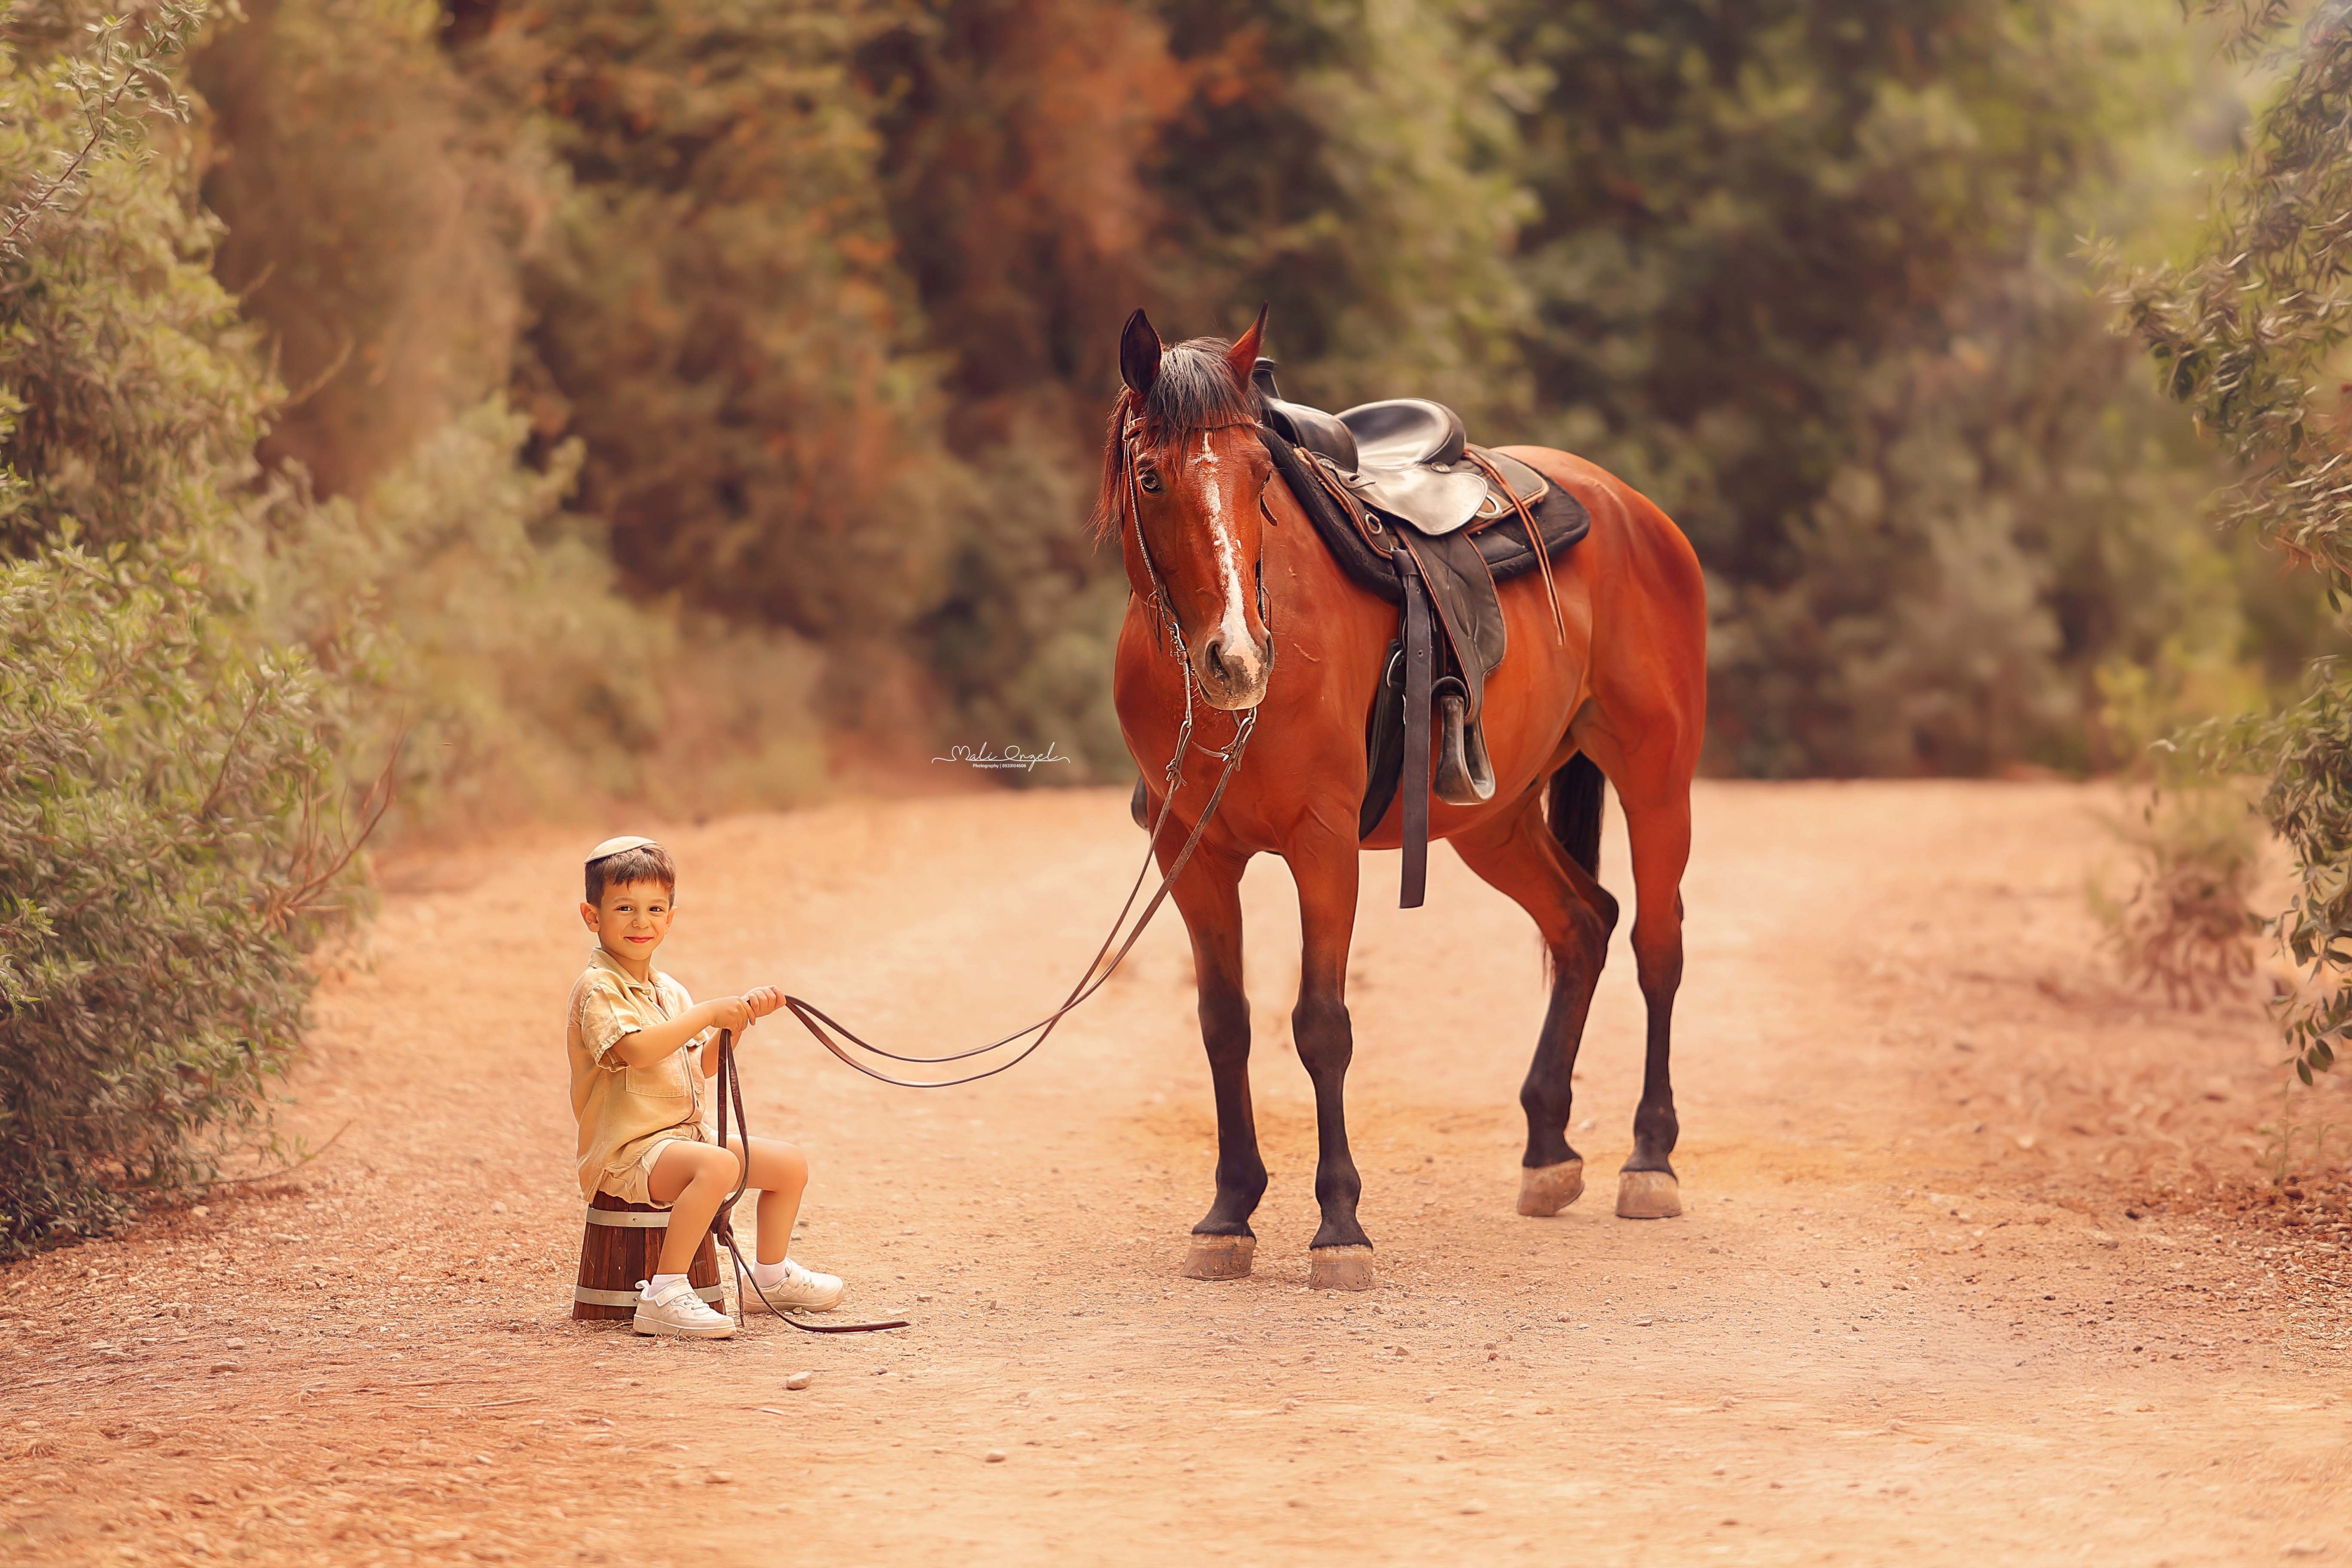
[1517,1157,1586,1217]
[1183,1234,1255,1280]
[1616,1169,1682,1219]
[1308,1245,1376,1291]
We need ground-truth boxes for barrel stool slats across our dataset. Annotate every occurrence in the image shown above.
[573,1190,722,1321]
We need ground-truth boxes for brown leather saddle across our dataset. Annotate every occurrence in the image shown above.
[1253,360,1589,905]
[1128,361,1591,909]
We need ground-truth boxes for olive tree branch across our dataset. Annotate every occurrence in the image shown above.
[1,5,206,260]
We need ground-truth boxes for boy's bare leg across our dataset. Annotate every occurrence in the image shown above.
[646,1142,742,1277]
[722,1135,809,1265]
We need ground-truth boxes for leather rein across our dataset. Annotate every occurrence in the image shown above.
[767,402,1259,1090]
[704,1026,908,1333]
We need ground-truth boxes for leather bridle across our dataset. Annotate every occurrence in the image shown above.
[1119,409,1268,657]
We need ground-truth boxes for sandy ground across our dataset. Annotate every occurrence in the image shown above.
[4,780,2350,1566]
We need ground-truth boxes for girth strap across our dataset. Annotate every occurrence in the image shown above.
[1398,549,1434,910]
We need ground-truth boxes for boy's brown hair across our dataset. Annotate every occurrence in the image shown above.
[586,842,677,905]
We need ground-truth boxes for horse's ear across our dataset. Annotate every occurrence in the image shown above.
[1120,308,1162,399]
[1225,303,1268,385]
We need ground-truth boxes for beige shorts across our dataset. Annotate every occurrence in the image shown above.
[596,1128,712,1207]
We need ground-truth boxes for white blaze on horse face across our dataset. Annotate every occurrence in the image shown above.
[1191,432,1262,690]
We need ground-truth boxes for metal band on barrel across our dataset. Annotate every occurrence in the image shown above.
[583,1208,672,1228]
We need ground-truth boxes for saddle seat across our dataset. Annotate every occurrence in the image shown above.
[1254,365,1550,537]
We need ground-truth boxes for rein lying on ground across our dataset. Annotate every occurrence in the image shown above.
[707,1029,908,1334]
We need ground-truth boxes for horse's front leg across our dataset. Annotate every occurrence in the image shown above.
[1173,843,1267,1281]
[1285,833,1374,1290]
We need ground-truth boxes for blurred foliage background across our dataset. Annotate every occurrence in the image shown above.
[8,0,2352,1241]
[177,0,2347,801]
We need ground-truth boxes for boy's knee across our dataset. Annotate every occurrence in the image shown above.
[777,1144,809,1188]
[694,1147,741,1188]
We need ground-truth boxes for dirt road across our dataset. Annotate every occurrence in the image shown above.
[4,782,2348,1565]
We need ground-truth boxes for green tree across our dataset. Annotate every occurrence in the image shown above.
[190,0,837,825]
[1146,0,1535,419]
[195,0,545,498]
[858,0,1542,769]
[1494,0,2241,774]
[450,0,955,651]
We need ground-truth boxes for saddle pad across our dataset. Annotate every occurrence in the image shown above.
[1472,450,1553,520]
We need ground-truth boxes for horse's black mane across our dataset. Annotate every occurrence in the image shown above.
[1141,336,1258,442]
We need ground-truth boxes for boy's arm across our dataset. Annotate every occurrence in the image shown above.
[610,997,746,1068]
[694,986,786,1077]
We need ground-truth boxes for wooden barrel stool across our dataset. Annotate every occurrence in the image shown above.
[572,1190,724,1321]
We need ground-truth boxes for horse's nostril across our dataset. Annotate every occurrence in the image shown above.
[1203,637,1230,679]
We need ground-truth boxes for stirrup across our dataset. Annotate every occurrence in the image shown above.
[1434,689,1495,805]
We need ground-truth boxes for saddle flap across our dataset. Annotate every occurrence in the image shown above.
[1346,465,1493,536]
[1397,527,1506,689]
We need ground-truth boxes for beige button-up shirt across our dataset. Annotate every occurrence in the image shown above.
[567,947,715,1200]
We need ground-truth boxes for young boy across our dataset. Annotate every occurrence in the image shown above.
[566,835,845,1339]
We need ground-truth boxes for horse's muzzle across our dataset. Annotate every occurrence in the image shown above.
[1194,629,1272,710]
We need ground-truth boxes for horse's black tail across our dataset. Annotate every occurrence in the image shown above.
[1546,752,1607,878]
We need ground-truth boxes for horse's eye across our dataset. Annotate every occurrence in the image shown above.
[1139,471,1162,493]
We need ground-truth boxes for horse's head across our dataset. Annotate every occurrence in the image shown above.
[1099,306,1276,710]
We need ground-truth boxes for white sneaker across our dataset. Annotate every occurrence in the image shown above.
[743,1258,845,1314]
[633,1277,736,1339]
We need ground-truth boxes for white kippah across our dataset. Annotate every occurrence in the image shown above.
[585,834,661,864]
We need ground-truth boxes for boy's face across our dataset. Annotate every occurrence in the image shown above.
[581,879,675,974]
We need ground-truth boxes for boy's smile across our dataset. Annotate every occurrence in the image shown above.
[581,879,675,980]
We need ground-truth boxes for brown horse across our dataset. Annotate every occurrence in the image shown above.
[1100,308,1707,1290]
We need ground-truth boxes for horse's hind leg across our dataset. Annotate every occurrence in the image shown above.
[1446,788,1616,1217]
[1284,833,1374,1290]
[1614,788,1690,1219]
[1172,845,1267,1280]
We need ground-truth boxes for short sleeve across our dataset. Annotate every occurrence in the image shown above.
[576,971,649,1069]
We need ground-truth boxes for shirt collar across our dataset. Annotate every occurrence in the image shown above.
[588,943,664,996]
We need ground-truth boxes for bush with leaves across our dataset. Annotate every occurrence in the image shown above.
[244,397,829,830]
[0,553,356,1251]
[2124,0,2352,1085]
[0,1,361,1250]
[2093,783,2263,1010]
